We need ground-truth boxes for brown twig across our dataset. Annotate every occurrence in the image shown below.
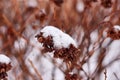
[28,59,43,80]
[104,69,107,80]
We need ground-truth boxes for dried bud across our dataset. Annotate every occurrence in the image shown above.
[36,33,54,53]
[0,54,12,80]
[35,9,46,22]
[65,73,80,80]
[107,25,120,40]
[54,44,80,64]
[101,0,112,8]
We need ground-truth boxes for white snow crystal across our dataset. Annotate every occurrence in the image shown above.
[76,0,85,13]
[0,54,11,64]
[40,26,77,48]
[103,28,108,38]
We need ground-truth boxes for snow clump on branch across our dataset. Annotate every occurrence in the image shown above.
[36,26,80,64]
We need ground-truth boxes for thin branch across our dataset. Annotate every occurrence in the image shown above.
[28,59,43,80]
[104,69,107,80]
[113,72,119,80]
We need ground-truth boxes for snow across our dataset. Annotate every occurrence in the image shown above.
[101,61,120,80]
[54,68,65,80]
[0,54,11,64]
[0,26,7,34]
[25,48,41,74]
[76,0,84,13]
[27,0,37,7]
[103,28,108,38]
[113,25,120,32]
[39,57,54,80]
[89,44,94,51]
[14,37,27,50]
[90,30,98,43]
[103,40,120,65]
[40,26,77,49]
[102,38,111,48]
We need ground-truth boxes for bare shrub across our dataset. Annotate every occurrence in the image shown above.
[0,0,120,80]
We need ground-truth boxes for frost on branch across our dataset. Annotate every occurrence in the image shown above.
[0,54,12,80]
[36,26,80,64]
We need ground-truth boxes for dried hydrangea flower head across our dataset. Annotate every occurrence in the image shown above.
[65,73,80,80]
[0,54,12,80]
[107,25,120,40]
[36,26,80,65]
